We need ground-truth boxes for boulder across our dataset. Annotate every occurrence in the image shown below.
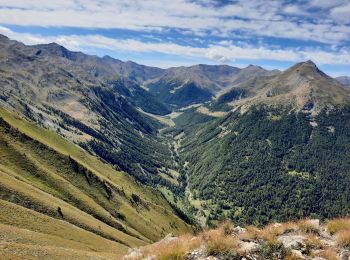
[306,219,320,230]
[233,226,247,234]
[338,250,350,260]
[123,248,142,259]
[239,241,260,253]
[291,249,305,259]
[277,235,306,250]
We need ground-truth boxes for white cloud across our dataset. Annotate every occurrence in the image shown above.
[1,26,349,66]
[282,5,308,16]
[330,3,350,22]
[309,0,344,9]
[0,0,349,44]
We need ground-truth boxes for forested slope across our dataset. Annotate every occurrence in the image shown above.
[178,106,350,225]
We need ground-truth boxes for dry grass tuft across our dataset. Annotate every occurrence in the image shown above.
[296,219,319,234]
[335,230,350,247]
[285,252,304,260]
[327,218,350,235]
[305,235,324,250]
[317,248,338,260]
[260,222,297,241]
[139,234,201,260]
[125,217,350,259]
[238,225,261,241]
[203,228,239,256]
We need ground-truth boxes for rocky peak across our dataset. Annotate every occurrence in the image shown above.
[287,60,328,79]
[0,34,9,42]
[35,42,82,61]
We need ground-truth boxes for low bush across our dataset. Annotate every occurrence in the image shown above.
[258,240,288,260]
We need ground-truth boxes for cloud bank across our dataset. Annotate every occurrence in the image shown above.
[1,26,349,66]
[0,0,349,44]
[0,0,349,72]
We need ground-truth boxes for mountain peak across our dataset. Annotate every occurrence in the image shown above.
[336,76,350,87]
[0,34,9,42]
[35,42,81,61]
[246,64,262,69]
[286,59,328,79]
[305,59,316,65]
[294,60,318,70]
[256,60,350,111]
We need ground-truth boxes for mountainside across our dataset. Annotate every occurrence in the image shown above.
[0,34,176,188]
[336,76,350,87]
[1,35,350,259]
[172,62,350,226]
[210,61,350,113]
[147,64,278,108]
[186,62,350,226]
[0,107,192,258]
[176,106,350,225]
[35,42,165,83]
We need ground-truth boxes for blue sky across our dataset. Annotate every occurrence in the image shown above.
[0,0,349,76]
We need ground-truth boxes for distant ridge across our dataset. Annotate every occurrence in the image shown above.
[211,60,350,113]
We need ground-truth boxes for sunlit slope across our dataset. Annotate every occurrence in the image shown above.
[0,107,192,258]
[0,200,127,259]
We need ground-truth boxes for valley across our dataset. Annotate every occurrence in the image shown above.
[0,34,350,259]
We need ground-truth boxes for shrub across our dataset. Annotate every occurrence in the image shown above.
[57,206,63,218]
[222,221,234,236]
[258,240,288,260]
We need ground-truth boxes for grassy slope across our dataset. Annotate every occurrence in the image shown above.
[0,107,192,258]
[0,200,127,259]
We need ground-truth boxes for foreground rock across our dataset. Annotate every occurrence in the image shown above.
[124,218,350,260]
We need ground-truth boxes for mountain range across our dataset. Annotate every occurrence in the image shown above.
[0,34,350,258]
[336,76,350,87]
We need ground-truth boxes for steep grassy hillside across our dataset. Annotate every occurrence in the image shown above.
[0,107,192,258]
